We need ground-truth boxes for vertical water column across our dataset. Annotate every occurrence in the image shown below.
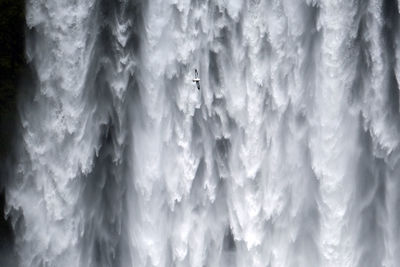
[7,1,104,266]
[222,1,320,266]
[77,1,138,266]
[127,0,201,265]
[259,1,320,266]
[311,0,360,266]
[360,1,400,266]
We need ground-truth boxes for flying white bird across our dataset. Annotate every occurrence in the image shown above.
[192,69,200,90]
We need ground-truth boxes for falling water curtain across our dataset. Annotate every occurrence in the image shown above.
[6,0,400,267]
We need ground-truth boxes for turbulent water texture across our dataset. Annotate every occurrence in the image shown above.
[6,0,400,266]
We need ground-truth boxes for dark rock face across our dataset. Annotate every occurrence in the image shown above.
[0,0,25,133]
[0,0,26,266]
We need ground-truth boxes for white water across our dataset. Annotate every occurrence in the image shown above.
[7,0,400,266]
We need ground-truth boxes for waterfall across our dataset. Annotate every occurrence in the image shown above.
[6,0,400,266]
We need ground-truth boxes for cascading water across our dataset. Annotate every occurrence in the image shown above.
[6,0,400,266]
